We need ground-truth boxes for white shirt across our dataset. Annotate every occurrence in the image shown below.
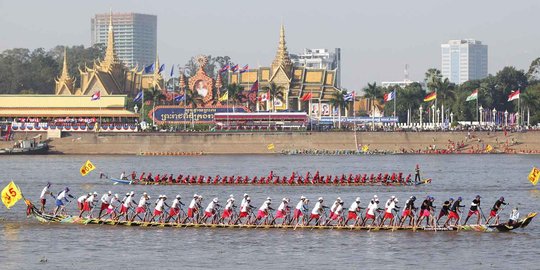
[120,172,125,179]
[85,194,96,203]
[108,197,119,210]
[278,201,288,211]
[77,195,87,203]
[171,199,181,209]
[57,190,67,201]
[334,204,343,215]
[138,196,148,208]
[349,201,360,212]
[40,186,49,199]
[385,199,393,209]
[225,199,234,210]
[240,201,249,213]
[312,202,323,215]
[155,199,165,211]
[295,200,304,210]
[330,201,339,212]
[101,194,112,204]
[259,201,270,211]
[386,201,396,214]
[123,195,134,207]
[189,198,197,209]
[510,210,520,221]
[205,201,216,212]
[367,201,378,216]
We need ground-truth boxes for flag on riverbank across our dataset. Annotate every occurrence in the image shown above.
[528,167,540,185]
[423,92,437,102]
[300,93,312,102]
[91,91,101,101]
[1,181,23,209]
[133,91,143,103]
[383,91,395,102]
[219,65,230,73]
[80,160,96,176]
[508,90,520,101]
[344,92,354,102]
[485,144,493,153]
[267,143,275,150]
[466,89,478,101]
[219,91,228,102]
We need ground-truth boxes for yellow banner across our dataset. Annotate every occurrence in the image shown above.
[528,167,540,186]
[1,181,23,209]
[80,160,96,176]
[267,143,275,150]
[362,145,369,153]
[218,91,228,102]
[485,144,493,152]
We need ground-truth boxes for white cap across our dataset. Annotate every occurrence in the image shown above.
[267,197,272,201]
[126,192,130,196]
[176,195,181,199]
[194,194,198,198]
[114,193,119,198]
[213,198,218,203]
[244,193,248,197]
[283,198,288,201]
[356,197,361,202]
[162,195,167,199]
[391,195,395,199]
[93,192,98,195]
[108,191,112,194]
[130,191,135,195]
[143,192,147,196]
[246,197,251,201]
[337,197,341,202]
[300,196,306,200]
[318,197,323,201]
[394,199,399,203]
[230,194,234,198]
[373,195,378,199]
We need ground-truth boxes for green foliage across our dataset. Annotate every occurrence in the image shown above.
[262,82,284,111]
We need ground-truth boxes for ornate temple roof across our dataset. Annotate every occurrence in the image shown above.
[270,24,293,78]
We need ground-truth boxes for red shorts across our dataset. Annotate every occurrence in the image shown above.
[205,211,214,218]
[40,198,46,205]
[120,205,128,214]
[78,202,84,210]
[331,213,341,220]
[310,214,320,220]
[101,203,109,211]
[365,213,375,220]
[83,202,91,211]
[421,209,430,217]
[106,208,114,214]
[257,210,267,219]
[153,209,163,216]
[468,210,479,217]
[136,206,146,214]
[402,209,411,217]
[448,211,459,219]
[490,210,497,217]
[169,208,180,217]
[187,208,194,218]
[222,209,232,218]
[293,209,303,219]
[347,211,358,220]
[384,212,394,219]
[239,211,248,218]
[275,210,286,218]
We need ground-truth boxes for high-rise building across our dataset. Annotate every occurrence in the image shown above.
[290,48,341,87]
[91,12,157,68]
[441,39,488,84]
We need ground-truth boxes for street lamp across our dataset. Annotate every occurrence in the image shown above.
[419,105,423,127]
[492,108,496,126]
[504,110,508,127]
[450,112,454,125]
[134,104,139,114]
[479,105,484,126]
[431,104,436,124]
[436,108,440,126]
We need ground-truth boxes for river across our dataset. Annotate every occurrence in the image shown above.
[0,154,539,269]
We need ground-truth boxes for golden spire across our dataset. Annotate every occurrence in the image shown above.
[215,72,223,90]
[100,12,118,71]
[271,24,293,75]
[60,47,72,81]
[179,72,186,89]
[55,47,75,94]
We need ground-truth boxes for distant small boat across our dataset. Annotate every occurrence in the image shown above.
[108,177,132,185]
[0,135,49,155]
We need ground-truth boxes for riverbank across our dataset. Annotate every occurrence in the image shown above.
[2,131,539,155]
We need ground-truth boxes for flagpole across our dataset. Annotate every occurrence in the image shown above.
[353,92,358,151]
[476,93,479,125]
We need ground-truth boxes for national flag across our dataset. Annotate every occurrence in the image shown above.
[267,143,275,150]
[218,91,228,102]
[170,64,175,77]
[158,64,165,74]
[300,93,312,102]
[344,92,354,102]
[219,64,230,73]
[240,65,249,73]
[383,91,395,102]
[91,91,101,101]
[260,91,270,102]
[423,92,437,102]
[508,90,520,102]
[466,89,478,102]
[1,181,23,209]
[230,64,239,72]
[144,63,154,74]
[247,80,259,103]
[174,94,185,103]
[485,144,493,153]
[133,91,143,103]
[528,167,540,186]
[80,160,96,176]
[250,80,259,92]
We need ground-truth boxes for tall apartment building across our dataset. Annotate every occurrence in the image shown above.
[91,13,157,68]
[290,48,341,87]
[441,39,488,84]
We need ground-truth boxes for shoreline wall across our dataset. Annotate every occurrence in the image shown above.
[2,131,539,155]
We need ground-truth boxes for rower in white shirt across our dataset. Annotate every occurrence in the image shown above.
[307,197,327,225]
[345,197,362,226]
[98,191,113,219]
[203,198,220,224]
[219,195,235,224]
[150,195,169,223]
[131,192,150,222]
[167,195,184,223]
[380,197,399,227]
[39,182,53,212]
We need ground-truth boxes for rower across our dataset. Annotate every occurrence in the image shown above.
[167,195,184,223]
[436,198,454,225]
[362,197,381,226]
[345,197,362,226]
[380,197,399,227]
[399,196,417,226]
[98,191,113,219]
[463,195,482,225]
[443,197,464,227]
[202,198,220,224]
[256,198,273,225]
[219,195,235,224]
[118,191,136,221]
[326,201,345,226]
[234,196,254,225]
[328,197,342,221]
[120,171,126,180]
[77,193,90,218]
[53,187,73,216]
[84,192,98,218]
[184,194,199,224]
[131,171,137,181]
[39,182,53,212]
[416,196,435,227]
[291,196,307,225]
[131,192,151,222]
[508,207,519,226]
[150,195,169,223]
[486,196,508,225]
[103,193,120,220]
[271,198,290,225]
[307,197,327,226]
[414,164,421,183]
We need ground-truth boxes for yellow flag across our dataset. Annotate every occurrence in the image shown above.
[362,145,369,152]
[80,160,96,176]
[528,167,540,186]
[485,144,493,152]
[267,143,275,150]
[219,91,228,102]
[1,181,23,209]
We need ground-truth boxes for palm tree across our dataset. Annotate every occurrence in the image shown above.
[148,87,165,127]
[185,88,203,108]
[521,87,540,125]
[363,82,383,117]
[425,68,442,90]
[262,82,285,112]
[330,90,346,129]
[224,83,245,106]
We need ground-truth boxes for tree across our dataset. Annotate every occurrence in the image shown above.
[425,68,443,90]
[521,85,540,125]
[185,88,203,109]
[262,82,285,112]
[494,66,528,112]
[362,82,383,117]
[433,78,456,110]
[526,57,540,83]
[330,90,347,128]
[223,83,245,106]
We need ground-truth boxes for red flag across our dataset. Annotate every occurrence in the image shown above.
[300,93,312,102]
[507,90,520,101]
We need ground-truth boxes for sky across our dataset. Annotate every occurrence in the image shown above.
[1,0,539,91]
